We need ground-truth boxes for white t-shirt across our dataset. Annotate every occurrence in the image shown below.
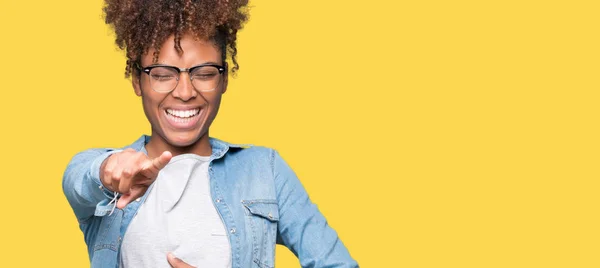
[120,154,231,268]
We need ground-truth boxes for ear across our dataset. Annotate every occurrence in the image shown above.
[132,73,142,96]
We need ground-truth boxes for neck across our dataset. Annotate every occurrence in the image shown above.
[145,132,212,159]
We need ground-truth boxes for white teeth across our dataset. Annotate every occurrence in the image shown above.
[166,109,199,118]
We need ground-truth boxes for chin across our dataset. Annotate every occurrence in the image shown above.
[165,131,205,148]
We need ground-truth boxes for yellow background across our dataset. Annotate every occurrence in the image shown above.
[0,0,598,267]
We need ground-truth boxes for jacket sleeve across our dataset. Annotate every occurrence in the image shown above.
[62,148,122,224]
[272,149,359,268]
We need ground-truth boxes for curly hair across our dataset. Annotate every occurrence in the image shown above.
[103,0,250,78]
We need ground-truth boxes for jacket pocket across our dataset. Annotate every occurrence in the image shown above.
[242,199,279,268]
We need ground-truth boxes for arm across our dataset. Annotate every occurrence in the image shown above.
[63,148,172,223]
[62,148,120,223]
[272,150,359,268]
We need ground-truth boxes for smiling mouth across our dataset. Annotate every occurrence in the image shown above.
[165,108,201,123]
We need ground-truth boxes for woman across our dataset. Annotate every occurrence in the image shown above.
[62,0,357,267]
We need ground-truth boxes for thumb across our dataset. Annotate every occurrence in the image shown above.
[141,151,172,178]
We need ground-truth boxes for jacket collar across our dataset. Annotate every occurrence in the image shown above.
[129,135,251,160]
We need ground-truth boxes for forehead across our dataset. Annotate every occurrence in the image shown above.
[142,34,222,66]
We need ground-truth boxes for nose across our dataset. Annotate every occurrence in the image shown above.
[171,72,197,101]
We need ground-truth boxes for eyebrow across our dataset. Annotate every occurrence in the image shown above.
[147,61,222,68]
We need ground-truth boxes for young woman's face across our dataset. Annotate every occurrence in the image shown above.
[133,34,227,149]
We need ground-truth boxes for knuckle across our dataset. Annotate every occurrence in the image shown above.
[104,165,114,174]
[152,159,161,169]
[103,169,112,179]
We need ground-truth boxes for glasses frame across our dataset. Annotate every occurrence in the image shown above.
[136,63,227,93]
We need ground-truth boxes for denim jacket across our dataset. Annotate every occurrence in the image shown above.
[63,135,358,268]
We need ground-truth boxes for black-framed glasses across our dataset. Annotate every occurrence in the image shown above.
[136,63,226,93]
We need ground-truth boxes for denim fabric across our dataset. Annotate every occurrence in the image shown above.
[63,135,358,268]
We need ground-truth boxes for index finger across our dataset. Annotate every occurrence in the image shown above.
[167,253,195,268]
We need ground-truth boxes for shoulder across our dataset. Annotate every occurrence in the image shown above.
[211,137,281,168]
[225,145,277,168]
[73,135,147,155]
[67,135,147,164]
[229,145,273,158]
[211,137,274,157]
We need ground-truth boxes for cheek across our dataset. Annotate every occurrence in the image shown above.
[208,95,223,113]
[141,94,164,118]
